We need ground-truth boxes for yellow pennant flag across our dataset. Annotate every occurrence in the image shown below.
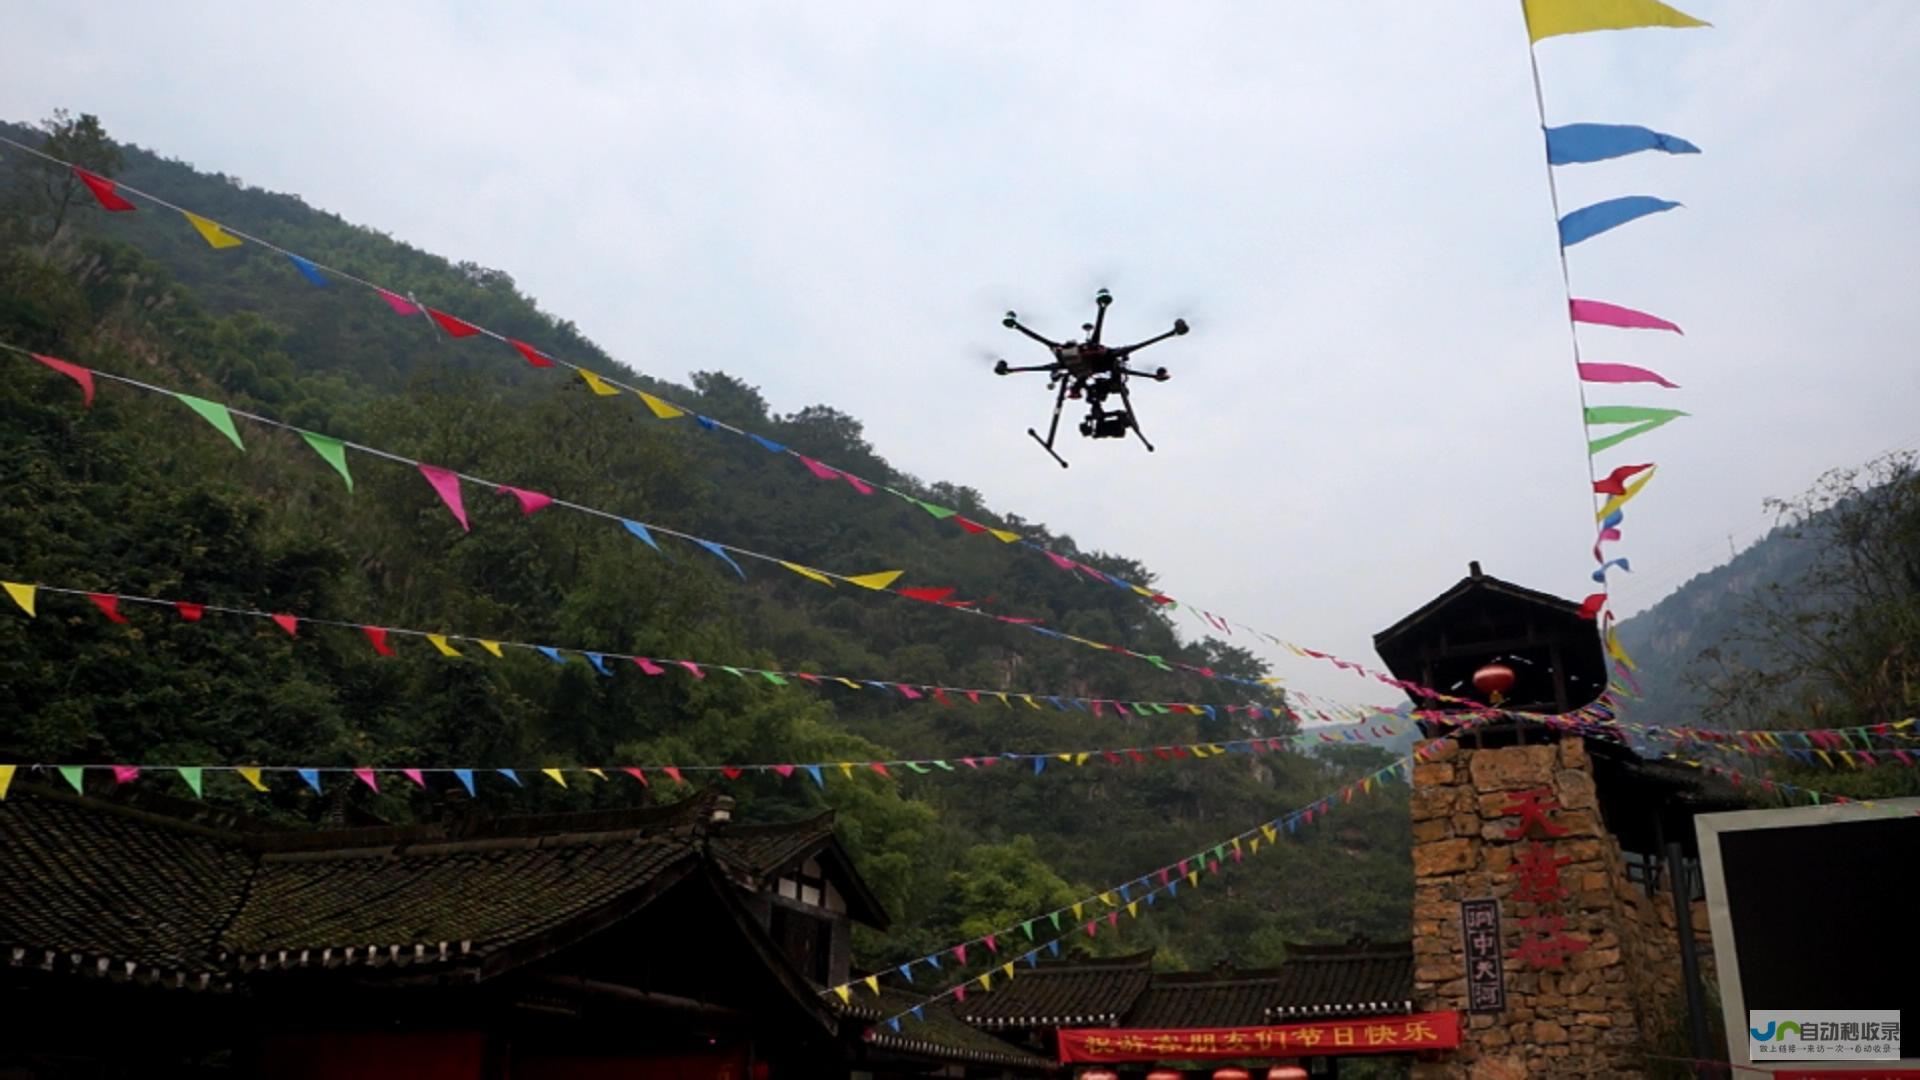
[779,561,836,587]
[846,570,904,591]
[1071,902,1084,921]
[1126,901,1139,919]
[995,692,1009,707]
[1130,584,1155,598]
[1605,626,1637,670]
[1055,753,1074,764]
[1814,750,1834,768]
[1363,776,1375,793]
[988,529,1020,543]
[1020,695,1040,710]
[1596,469,1657,521]
[0,764,15,800]
[578,369,621,396]
[839,762,854,779]
[1230,838,1242,855]
[832,984,851,1004]
[637,391,685,419]
[427,633,462,657]
[1101,891,1117,908]
[1250,838,1261,855]
[1523,0,1708,42]
[1002,961,1015,981]
[979,972,992,991]
[1189,744,1209,758]
[585,768,608,781]
[3,581,36,617]
[1074,752,1090,767]
[1187,871,1201,888]
[478,639,505,658]
[835,677,862,690]
[541,768,568,788]
[864,974,880,995]
[236,767,269,792]
[182,211,244,249]
[1261,824,1278,843]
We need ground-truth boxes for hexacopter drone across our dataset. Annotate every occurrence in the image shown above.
[992,289,1189,467]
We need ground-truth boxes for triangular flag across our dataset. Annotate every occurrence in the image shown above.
[1547,123,1700,165]
[417,464,470,531]
[175,767,204,797]
[1558,195,1681,247]
[507,339,553,367]
[271,613,299,637]
[833,985,852,1005]
[298,768,323,792]
[449,769,475,795]
[31,353,95,406]
[353,768,379,792]
[1524,0,1708,42]
[864,975,880,995]
[112,765,140,785]
[622,519,662,552]
[182,211,243,249]
[4,582,36,617]
[175,394,245,450]
[578,369,621,396]
[426,308,482,338]
[1593,462,1655,495]
[477,639,504,658]
[427,633,462,657]
[1596,467,1657,520]
[58,766,86,793]
[237,767,268,792]
[73,168,136,211]
[88,593,128,623]
[287,253,329,286]
[1578,362,1679,389]
[361,625,395,656]
[846,570,903,590]
[300,432,353,490]
[375,288,419,315]
[174,601,204,621]
[796,455,839,480]
[497,485,552,515]
[1570,298,1683,334]
[779,562,836,587]
[694,539,747,579]
[542,768,568,788]
[638,392,685,419]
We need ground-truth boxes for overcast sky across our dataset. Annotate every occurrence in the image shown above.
[7,2,1918,706]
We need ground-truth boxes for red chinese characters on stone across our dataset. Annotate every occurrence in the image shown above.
[1499,787,1588,971]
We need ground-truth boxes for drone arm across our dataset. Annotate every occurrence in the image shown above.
[1004,316,1063,349]
[995,362,1060,375]
[1112,326,1183,356]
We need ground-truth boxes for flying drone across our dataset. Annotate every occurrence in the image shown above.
[992,289,1189,467]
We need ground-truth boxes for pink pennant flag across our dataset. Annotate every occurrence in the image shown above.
[897,684,924,700]
[623,766,648,786]
[633,656,667,675]
[1570,298,1683,334]
[797,456,840,481]
[721,767,744,780]
[678,660,705,679]
[497,485,553,515]
[774,764,796,777]
[31,353,96,407]
[954,985,967,1003]
[983,933,998,953]
[376,288,420,316]
[112,765,140,785]
[1085,921,1098,938]
[1043,550,1076,571]
[88,593,128,624]
[1578,362,1679,388]
[1107,911,1119,928]
[954,944,968,964]
[271,613,300,637]
[842,473,875,495]
[426,308,483,338]
[961,758,978,769]
[402,768,427,788]
[354,767,379,792]
[507,339,554,367]
[662,766,685,785]
[175,601,205,622]
[417,464,470,531]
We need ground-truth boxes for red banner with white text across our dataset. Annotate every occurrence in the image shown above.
[1056,1011,1460,1062]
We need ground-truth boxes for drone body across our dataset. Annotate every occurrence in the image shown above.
[992,289,1189,467]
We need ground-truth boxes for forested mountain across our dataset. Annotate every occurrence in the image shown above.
[0,114,1412,973]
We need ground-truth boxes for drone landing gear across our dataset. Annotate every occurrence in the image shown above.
[1114,380,1155,453]
[1028,377,1072,468]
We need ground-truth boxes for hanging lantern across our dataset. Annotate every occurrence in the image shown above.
[1267,1068,1309,1080]
[1147,1072,1184,1080]
[1213,1070,1252,1080]
[1079,1071,1120,1080]
[1472,662,1516,703]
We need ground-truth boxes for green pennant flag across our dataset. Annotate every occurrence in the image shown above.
[301,431,353,490]
[1049,911,1062,931]
[1021,920,1034,940]
[1144,655,1172,671]
[917,500,958,520]
[932,759,954,772]
[58,765,85,793]
[905,761,931,774]
[721,666,746,679]
[759,671,789,686]
[1584,405,1687,455]
[175,393,246,450]
[176,767,204,798]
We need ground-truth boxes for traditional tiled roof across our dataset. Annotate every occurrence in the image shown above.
[716,813,889,929]
[1261,940,1414,1021]
[1127,967,1293,1028]
[837,986,1057,1072]
[953,950,1154,1029]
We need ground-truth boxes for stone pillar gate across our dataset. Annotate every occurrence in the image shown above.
[1408,736,1713,1078]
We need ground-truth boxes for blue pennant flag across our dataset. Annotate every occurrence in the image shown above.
[926,952,940,970]
[1046,696,1068,710]
[499,768,524,786]
[1032,757,1046,775]
[888,1018,901,1032]
[1559,195,1681,248]
[1146,890,1157,906]
[286,253,329,286]
[297,768,322,793]
[748,433,786,453]
[1547,123,1700,166]
[1592,557,1632,583]
[1167,879,1178,897]
[694,538,747,579]
[452,768,476,796]
[1048,939,1061,957]
[585,652,614,676]
[696,415,718,430]
[898,963,914,983]
[1601,508,1625,530]
[806,765,825,788]
[1201,705,1217,720]
[1118,883,1131,902]
[621,519,662,553]
[537,646,567,664]
[911,1005,924,1021]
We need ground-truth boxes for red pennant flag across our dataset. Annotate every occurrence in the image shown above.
[1593,463,1654,495]
[870,762,891,778]
[426,308,482,338]
[1577,592,1608,620]
[966,690,980,704]
[507,339,554,367]
[1103,751,1123,765]
[952,517,989,535]
[73,167,136,211]
[623,766,648,786]
[720,767,744,780]
[953,985,966,1003]
[362,625,395,656]
[31,354,96,407]
[961,757,978,769]
[899,586,956,603]
[896,684,923,700]
[842,473,874,495]
[88,593,128,623]
[1085,921,1098,938]
[174,601,205,622]
[678,661,705,680]
[271,613,299,637]
[1153,747,1172,760]
[1127,749,1146,764]
[662,766,684,785]
[932,688,953,706]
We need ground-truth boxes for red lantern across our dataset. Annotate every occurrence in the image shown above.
[1213,1070,1252,1080]
[1147,1071,1184,1080]
[1472,662,1516,699]
[1267,1068,1309,1080]
[1079,1071,1121,1080]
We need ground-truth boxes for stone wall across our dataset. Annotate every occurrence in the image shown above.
[1409,736,1713,1078]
